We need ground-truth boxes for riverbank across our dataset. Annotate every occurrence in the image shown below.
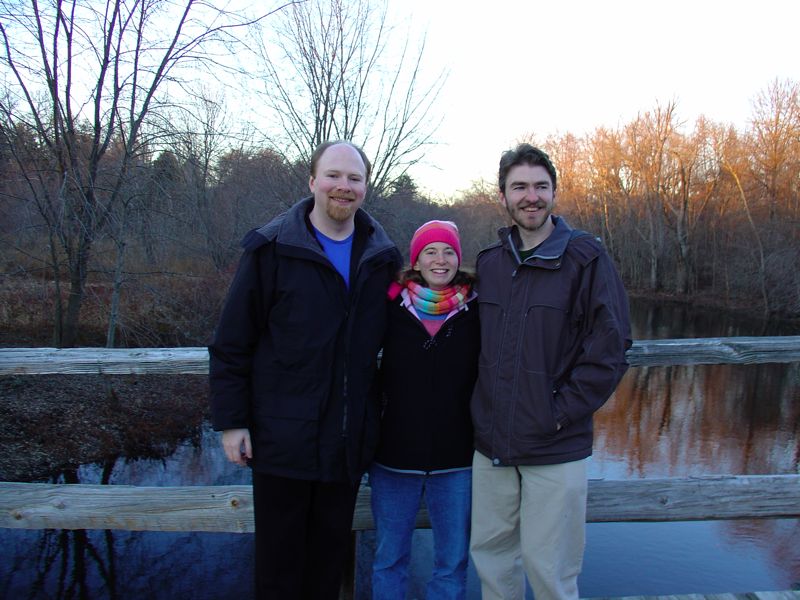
[0,374,208,482]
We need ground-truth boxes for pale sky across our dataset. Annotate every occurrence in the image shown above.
[389,0,800,197]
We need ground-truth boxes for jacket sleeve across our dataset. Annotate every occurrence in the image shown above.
[552,250,632,428]
[207,236,274,431]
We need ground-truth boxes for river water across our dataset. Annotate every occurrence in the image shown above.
[1,299,798,599]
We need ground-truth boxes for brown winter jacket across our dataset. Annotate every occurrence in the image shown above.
[470,216,632,466]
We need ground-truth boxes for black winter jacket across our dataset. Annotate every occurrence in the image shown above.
[471,216,632,466]
[374,295,480,472]
[208,197,401,483]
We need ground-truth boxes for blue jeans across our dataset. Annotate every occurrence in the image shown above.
[369,464,471,600]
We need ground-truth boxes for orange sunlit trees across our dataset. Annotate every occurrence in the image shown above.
[622,102,681,292]
[470,85,799,318]
[749,79,800,224]
[658,117,717,295]
[586,127,630,259]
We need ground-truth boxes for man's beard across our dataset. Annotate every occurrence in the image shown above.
[507,203,552,232]
[327,200,356,222]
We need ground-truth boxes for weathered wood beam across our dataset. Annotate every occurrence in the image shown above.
[628,336,800,367]
[2,475,798,533]
[0,483,254,532]
[1,337,798,376]
[584,474,800,522]
[0,347,210,375]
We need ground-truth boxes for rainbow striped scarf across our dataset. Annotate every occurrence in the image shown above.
[406,281,470,316]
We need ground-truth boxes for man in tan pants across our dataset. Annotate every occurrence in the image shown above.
[469,144,632,600]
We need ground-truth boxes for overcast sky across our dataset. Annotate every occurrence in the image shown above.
[388,0,800,197]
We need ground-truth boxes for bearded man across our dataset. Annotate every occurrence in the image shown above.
[209,140,401,599]
[469,143,632,600]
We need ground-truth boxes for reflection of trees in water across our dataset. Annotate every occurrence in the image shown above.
[596,361,799,479]
[3,429,252,598]
[594,355,800,589]
[32,528,117,600]
[720,519,800,589]
[629,297,796,340]
[30,463,119,599]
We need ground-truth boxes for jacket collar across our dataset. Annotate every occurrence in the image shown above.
[255,196,396,266]
[500,215,574,266]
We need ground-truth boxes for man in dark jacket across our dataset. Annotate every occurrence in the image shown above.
[469,144,632,600]
[208,140,401,600]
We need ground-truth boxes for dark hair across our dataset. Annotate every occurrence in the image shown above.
[397,267,476,289]
[498,143,557,193]
[309,140,372,180]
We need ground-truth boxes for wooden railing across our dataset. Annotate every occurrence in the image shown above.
[2,337,799,599]
[1,336,799,533]
[3,336,800,377]
[2,474,799,533]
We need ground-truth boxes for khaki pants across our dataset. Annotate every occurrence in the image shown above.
[469,451,587,600]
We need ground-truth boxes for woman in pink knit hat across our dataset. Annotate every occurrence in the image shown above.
[370,220,480,600]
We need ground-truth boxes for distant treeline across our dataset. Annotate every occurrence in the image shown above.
[2,86,798,347]
[536,89,799,322]
[1,0,796,347]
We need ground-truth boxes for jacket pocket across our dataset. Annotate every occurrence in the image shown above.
[253,415,319,471]
[511,374,559,442]
[251,371,324,470]
[520,304,569,375]
[476,300,504,367]
[470,364,495,436]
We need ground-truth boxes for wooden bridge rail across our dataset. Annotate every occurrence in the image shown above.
[2,336,800,375]
[1,474,799,533]
[1,336,799,535]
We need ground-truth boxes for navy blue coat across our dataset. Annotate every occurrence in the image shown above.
[209,197,401,483]
[375,295,480,472]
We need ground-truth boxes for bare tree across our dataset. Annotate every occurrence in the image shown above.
[748,79,800,222]
[0,0,273,346]
[623,102,680,292]
[658,117,717,295]
[586,127,631,258]
[711,126,771,316]
[253,0,446,197]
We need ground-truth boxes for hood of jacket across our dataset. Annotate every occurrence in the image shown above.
[249,196,397,268]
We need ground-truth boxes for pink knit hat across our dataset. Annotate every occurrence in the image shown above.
[409,220,462,266]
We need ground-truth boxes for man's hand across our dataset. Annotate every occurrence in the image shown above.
[221,428,252,466]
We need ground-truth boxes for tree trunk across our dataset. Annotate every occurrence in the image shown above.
[647,204,660,291]
[675,215,690,295]
[47,231,65,347]
[107,238,126,348]
[725,163,770,317]
[62,236,92,348]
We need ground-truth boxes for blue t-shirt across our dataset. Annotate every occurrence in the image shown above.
[314,228,354,289]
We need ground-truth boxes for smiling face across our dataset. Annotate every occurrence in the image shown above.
[413,242,459,290]
[500,163,556,248]
[309,143,368,226]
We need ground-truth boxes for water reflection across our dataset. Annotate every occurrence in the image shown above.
[32,468,119,600]
[1,298,798,598]
[629,297,796,340]
[1,428,253,600]
[594,361,800,479]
